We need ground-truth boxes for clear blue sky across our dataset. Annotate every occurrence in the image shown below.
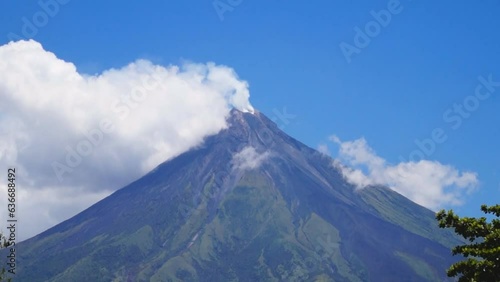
[1,0,499,217]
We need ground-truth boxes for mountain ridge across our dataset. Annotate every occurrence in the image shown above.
[9,109,461,281]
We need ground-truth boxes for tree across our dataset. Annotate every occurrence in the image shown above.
[436,204,500,281]
[0,233,11,282]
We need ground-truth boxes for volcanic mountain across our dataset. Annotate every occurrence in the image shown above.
[12,109,461,281]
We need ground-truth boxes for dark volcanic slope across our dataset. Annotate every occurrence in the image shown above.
[12,109,461,281]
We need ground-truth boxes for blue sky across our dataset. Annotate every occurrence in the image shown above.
[0,0,499,238]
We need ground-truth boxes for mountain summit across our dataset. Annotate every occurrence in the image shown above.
[14,109,460,281]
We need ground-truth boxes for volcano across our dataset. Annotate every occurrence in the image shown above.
[13,109,460,281]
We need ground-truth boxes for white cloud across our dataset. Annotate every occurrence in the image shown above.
[232,146,270,170]
[332,159,374,188]
[317,143,331,155]
[329,135,478,210]
[0,40,254,241]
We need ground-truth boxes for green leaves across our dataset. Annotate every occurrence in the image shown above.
[436,204,500,281]
[0,233,11,282]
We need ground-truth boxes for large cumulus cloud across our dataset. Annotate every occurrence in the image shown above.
[0,40,254,240]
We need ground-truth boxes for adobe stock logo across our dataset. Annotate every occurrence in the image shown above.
[399,74,500,163]
[213,0,243,21]
[339,0,404,63]
[7,0,70,41]
[51,74,165,182]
